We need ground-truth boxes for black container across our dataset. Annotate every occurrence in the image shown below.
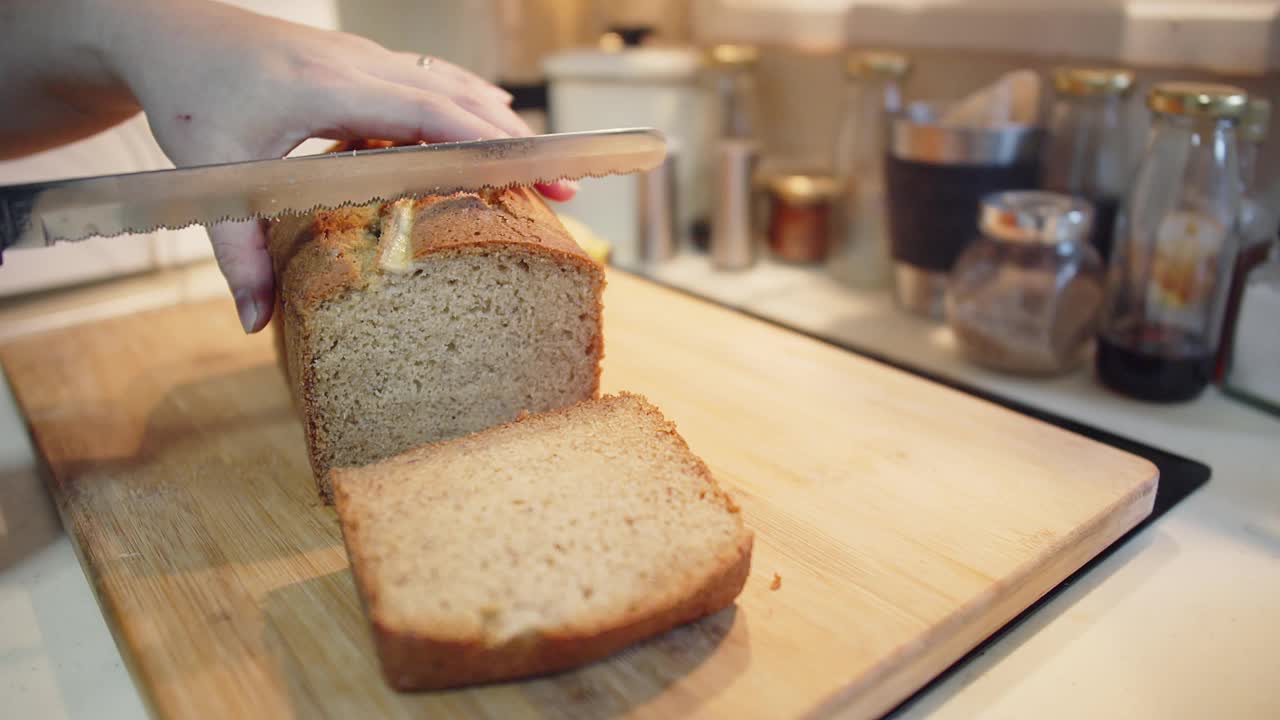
[884,101,1044,318]
[884,157,1040,272]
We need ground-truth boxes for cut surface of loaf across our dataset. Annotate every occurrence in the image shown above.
[269,184,604,501]
[332,393,754,691]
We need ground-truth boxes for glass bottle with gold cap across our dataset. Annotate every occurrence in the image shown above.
[1042,67,1137,263]
[830,50,911,289]
[1215,97,1274,381]
[1238,97,1271,192]
[1230,97,1275,276]
[1096,82,1250,402]
[703,44,762,267]
[703,43,761,140]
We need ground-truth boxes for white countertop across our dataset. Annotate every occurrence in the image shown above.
[1,257,1277,718]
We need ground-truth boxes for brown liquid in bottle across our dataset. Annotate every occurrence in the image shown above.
[1096,325,1213,403]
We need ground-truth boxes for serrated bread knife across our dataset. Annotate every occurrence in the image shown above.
[0,127,666,263]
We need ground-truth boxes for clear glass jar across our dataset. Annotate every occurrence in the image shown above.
[829,51,911,289]
[1238,97,1270,191]
[1216,97,1274,381]
[947,191,1105,375]
[703,44,763,264]
[703,44,760,140]
[1097,82,1249,403]
[1041,67,1137,262]
[1222,234,1280,415]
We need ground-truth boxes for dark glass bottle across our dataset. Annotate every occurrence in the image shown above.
[1097,82,1249,403]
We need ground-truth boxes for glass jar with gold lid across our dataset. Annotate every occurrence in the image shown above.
[703,44,762,265]
[1041,67,1137,262]
[947,191,1105,375]
[1215,97,1275,382]
[837,51,911,179]
[1097,82,1250,402]
[703,43,761,140]
[765,173,845,263]
[831,50,912,288]
[1239,97,1271,192]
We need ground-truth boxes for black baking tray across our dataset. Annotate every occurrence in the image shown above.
[624,269,1212,717]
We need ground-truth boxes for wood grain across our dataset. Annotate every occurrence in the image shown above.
[0,270,1157,719]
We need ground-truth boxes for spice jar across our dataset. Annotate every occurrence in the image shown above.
[947,191,1104,375]
[764,174,845,264]
[1041,67,1137,262]
[1097,82,1249,403]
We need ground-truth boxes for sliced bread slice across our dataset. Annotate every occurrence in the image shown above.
[332,393,753,690]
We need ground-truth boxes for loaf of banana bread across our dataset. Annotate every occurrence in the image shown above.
[268,183,605,501]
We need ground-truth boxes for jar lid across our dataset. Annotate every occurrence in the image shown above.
[1147,82,1249,119]
[765,174,844,204]
[1051,67,1134,97]
[705,44,760,69]
[846,50,911,79]
[979,191,1094,245]
[1242,97,1272,143]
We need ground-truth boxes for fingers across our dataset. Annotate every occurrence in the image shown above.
[370,55,531,139]
[308,74,509,144]
[536,180,578,203]
[453,93,536,140]
[334,49,577,202]
[208,220,275,333]
[389,52,512,105]
[371,56,578,201]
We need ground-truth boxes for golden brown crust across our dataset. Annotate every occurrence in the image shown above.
[332,393,753,691]
[370,536,751,691]
[267,189,597,317]
[268,150,605,502]
[400,187,598,274]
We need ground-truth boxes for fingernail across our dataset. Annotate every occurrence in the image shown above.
[563,179,580,192]
[234,290,259,334]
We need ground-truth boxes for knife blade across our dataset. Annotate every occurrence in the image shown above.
[0,127,666,261]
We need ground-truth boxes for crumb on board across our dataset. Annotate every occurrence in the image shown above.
[769,573,782,591]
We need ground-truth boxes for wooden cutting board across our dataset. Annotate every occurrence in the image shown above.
[0,270,1157,719]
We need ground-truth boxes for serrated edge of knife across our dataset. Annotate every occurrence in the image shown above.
[41,169,628,243]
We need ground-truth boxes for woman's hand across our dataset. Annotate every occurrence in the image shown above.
[1,0,574,332]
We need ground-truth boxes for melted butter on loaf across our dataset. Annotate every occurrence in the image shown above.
[377,199,416,273]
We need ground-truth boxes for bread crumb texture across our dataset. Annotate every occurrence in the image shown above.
[332,393,753,689]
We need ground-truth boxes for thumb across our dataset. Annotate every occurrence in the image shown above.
[208,220,275,333]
